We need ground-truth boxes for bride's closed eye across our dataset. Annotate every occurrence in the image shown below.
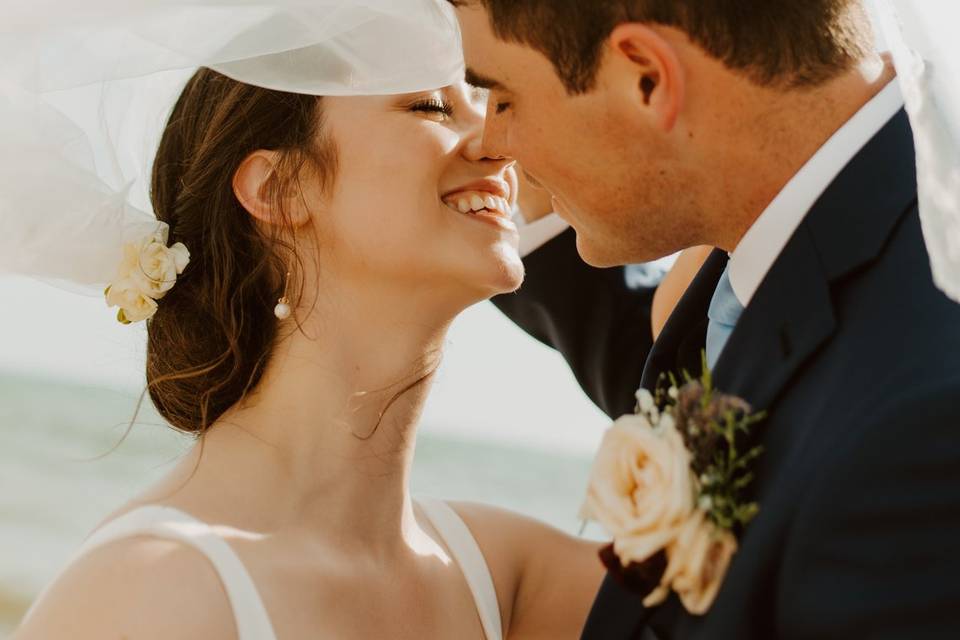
[410,96,454,121]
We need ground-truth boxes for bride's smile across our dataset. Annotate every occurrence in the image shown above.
[313,83,524,307]
[442,180,516,229]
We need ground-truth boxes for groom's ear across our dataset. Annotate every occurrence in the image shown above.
[606,23,685,132]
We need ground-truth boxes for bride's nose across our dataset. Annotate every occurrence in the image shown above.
[462,118,513,168]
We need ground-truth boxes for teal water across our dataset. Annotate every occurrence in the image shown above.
[0,372,596,635]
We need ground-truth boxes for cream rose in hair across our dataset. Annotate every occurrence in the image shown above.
[104,282,159,324]
[127,235,191,298]
[105,230,190,324]
[580,412,696,567]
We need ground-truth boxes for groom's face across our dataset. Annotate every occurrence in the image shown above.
[454,3,702,267]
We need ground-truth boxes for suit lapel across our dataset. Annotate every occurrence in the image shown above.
[714,108,917,411]
[641,229,837,416]
[640,250,728,391]
[712,226,836,410]
[642,109,917,413]
[580,574,660,640]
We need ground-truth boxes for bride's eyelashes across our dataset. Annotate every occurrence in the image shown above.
[410,97,454,120]
[494,101,511,114]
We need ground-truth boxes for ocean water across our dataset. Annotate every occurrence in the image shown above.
[0,371,599,636]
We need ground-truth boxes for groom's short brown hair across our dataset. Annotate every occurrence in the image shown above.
[450,0,873,94]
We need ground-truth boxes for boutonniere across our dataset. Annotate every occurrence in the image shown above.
[579,360,765,615]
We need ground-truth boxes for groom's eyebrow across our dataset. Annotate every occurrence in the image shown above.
[465,67,508,92]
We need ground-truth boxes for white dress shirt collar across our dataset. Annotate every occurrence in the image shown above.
[728,79,905,307]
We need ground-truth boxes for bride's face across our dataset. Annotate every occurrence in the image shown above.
[306,82,523,303]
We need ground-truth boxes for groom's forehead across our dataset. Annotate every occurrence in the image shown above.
[457,4,510,91]
[456,2,545,94]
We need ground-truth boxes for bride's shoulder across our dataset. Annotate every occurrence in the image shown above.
[13,534,235,640]
[448,501,597,562]
[449,505,600,606]
[448,502,605,638]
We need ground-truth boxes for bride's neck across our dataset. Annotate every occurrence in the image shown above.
[190,283,457,551]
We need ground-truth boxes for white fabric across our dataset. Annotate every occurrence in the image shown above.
[0,0,463,293]
[0,1,463,97]
[728,79,905,307]
[24,500,501,639]
[24,505,277,640]
[418,498,503,640]
[874,1,960,303]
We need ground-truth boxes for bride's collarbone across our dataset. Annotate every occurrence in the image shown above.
[251,544,487,639]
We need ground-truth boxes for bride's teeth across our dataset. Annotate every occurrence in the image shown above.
[445,191,511,216]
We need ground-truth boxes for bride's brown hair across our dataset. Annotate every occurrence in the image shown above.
[143,68,338,435]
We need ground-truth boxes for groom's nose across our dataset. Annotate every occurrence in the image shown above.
[481,103,510,159]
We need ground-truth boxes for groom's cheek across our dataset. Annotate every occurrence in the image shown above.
[512,167,549,219]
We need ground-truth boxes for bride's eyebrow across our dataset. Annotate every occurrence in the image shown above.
[465,67,508,92]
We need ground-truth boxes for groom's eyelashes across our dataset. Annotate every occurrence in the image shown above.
[494,101,511,115]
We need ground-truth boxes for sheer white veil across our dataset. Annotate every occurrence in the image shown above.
[0,0,463,292]
[1,1,957,302]
[874,0,960,302]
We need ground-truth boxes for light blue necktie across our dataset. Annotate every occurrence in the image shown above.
[705,265,745,369]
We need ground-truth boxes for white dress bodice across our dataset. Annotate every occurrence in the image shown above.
[26,498,502,640]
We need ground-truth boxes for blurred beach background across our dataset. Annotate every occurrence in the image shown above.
[0,275,615,636]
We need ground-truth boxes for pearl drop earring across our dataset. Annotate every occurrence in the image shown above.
[274,270,292,320]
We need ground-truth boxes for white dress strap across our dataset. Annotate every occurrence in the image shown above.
[49,506,276,640]
[417,498,503,640]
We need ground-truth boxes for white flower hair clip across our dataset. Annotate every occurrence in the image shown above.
[104,227,190,324]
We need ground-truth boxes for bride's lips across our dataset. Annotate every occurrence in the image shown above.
[441,178,517,231]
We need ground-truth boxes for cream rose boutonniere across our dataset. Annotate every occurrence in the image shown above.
[104,228,190,324]
[579,412,694,571]
[580,361,764,615]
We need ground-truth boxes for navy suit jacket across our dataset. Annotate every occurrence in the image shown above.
[493,110,960,638]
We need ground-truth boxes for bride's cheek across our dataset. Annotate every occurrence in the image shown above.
[418,122,463,157]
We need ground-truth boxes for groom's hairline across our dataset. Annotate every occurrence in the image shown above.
[448,0,874,94]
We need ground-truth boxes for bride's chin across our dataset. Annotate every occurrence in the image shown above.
[484,250,525,295]
[451,257,524,305]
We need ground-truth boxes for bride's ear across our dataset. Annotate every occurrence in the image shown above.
[233,150,311,227]
[607,23,685,132]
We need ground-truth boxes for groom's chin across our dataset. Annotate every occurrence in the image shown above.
[573,226,678,268]
[574,231,631,269]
